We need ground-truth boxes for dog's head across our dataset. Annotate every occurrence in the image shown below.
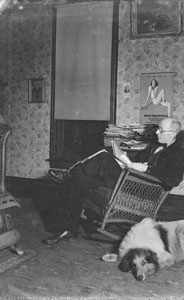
[118,248,159,281]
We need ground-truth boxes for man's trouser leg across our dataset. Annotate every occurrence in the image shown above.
[57,152,122,233]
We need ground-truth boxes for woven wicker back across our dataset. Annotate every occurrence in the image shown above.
[93,168,168,239]
[102,168,168,227]
[82,168,169,240]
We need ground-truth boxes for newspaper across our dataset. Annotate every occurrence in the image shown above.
[111,140,131,168]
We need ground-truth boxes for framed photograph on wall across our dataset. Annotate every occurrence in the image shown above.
[28,78,45,103]
[140,72,175,125]
[130,0,183,38]
[123,82,131,98]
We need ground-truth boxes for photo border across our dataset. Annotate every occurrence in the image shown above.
[28,78,45,104]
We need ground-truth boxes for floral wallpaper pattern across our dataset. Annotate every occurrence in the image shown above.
[0,15,9,116]
[0,1,184,195]
[3,3,53,178]
[117,2,184,130]
[116,2,184,194]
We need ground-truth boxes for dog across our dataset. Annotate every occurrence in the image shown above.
[102,218,184,281]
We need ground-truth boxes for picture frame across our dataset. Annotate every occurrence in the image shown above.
[130,0,183,39]
[123,82,131,98]
[140,72,175,125]
[28,78,45,103]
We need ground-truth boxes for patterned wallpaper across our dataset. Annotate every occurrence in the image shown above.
[0,1,184,194]
[3,3,53,178]
[117,2,184,194]
[0,15,9,116]
[117,2,184,129]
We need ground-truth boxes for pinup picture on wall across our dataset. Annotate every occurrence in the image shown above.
[140,72,174,125]
[141,79,171,117]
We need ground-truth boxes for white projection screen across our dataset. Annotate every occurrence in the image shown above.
[54,1,114,120]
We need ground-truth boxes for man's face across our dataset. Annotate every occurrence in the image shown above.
[156,119,175,144]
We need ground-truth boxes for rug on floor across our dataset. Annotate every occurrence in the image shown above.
[0,249,37,274]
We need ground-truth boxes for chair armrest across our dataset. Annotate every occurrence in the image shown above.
[123,167,163,185]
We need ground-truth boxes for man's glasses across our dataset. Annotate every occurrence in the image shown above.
[158,126,175,134]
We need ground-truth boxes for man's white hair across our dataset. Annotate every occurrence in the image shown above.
[169,118,181,134]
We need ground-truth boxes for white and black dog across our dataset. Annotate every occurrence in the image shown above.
[102,218,184,281]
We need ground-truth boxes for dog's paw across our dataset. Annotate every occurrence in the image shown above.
[101,253,118,262]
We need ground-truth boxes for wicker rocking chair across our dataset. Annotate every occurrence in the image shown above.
[83,167,169,240]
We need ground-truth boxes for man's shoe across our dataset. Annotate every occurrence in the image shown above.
[42,230,77,245]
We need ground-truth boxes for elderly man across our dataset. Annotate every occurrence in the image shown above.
[42,117,184,245]
[125,117,184,190]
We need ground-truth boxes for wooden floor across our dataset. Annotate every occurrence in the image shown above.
[0,176,183,299]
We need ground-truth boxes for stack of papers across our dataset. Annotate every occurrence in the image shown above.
[104,123,157,149]
[104,124,134,139]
